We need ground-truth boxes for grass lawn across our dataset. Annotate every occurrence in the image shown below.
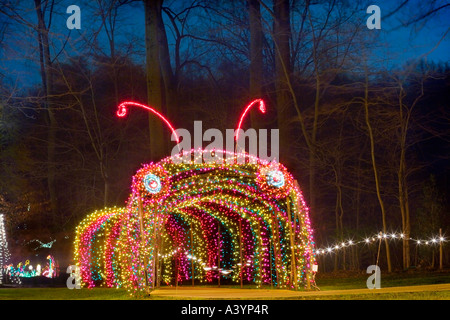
[0,287,134,300]
[314,269,450,290]
[303,291,450,300]
[1,270,449,300]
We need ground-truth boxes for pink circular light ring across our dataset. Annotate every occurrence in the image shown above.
[143,173,162,194]
[256,163,293,199]
[132,164,171,201]
[266,170,285,188]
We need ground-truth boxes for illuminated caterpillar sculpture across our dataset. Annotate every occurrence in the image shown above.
[74,100,316,292]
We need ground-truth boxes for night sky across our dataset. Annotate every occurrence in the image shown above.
[1,1,449,89]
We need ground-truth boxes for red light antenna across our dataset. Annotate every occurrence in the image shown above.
[235,99,266,141]
[116,101,180,143]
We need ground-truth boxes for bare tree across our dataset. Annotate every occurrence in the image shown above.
[33,0,59,221]
[362,62,392,272]
[248,0,264,129]
[143,0,166,159]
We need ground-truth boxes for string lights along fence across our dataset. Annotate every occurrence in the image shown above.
[315,231,447,256]
[74,100,317,293]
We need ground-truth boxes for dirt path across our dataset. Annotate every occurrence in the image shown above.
[149,283,450,299]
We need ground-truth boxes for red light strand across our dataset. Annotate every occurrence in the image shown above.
[116,101,180,143]
[235,99,266,141]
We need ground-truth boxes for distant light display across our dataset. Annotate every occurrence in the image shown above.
[0,214,10,285]
[0,214,10,268]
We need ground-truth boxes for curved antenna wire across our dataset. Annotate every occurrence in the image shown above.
[116,101,180,143]
[235,98,266,142]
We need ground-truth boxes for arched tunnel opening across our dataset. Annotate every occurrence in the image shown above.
[74,150,316,292]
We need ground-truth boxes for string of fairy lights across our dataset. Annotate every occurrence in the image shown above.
[315,231,447,255]
[157,242,254,274]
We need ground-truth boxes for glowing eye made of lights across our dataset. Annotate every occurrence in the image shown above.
[143,173,162,194]
[266,170,285,188]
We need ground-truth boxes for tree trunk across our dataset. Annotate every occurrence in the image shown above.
[397,82,418,271]
[398,150,410,269]
[144,0,166,159]
[273,0,292,165]
[248,0,264,129]
[101,160,109,207]
[34,0,58,224]
[156,3,177,122]
[306,1,320,220]
[363,69,392,273]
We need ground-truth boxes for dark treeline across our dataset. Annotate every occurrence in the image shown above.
[0,0,448,271]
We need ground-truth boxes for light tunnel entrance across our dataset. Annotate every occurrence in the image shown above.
[74,150,316,292]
